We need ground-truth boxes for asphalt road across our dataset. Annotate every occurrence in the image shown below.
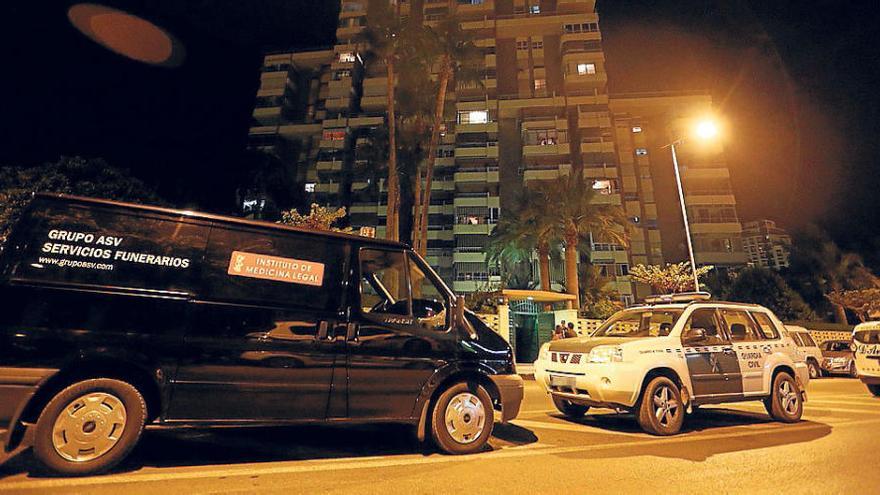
[1,378,878,494]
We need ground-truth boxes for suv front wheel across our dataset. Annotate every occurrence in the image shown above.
[430,382,494,455]
[764,371,803,423]
[637,376,684,435]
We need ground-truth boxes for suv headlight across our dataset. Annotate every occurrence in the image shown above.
[538,343,551,362]
[588,346,624,364]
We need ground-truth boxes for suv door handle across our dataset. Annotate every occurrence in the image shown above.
[346,322,359,342]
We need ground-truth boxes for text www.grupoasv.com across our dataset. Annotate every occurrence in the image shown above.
[37,257,114,271]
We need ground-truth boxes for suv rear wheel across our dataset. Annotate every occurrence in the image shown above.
[552,396,589,418]
[764,371,803,423]
[867,384,880,397]
[430,382,494,455]
[33,378,146,476]
[637,376,684,435]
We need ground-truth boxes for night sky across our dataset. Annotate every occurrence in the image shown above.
[2,1,878,257]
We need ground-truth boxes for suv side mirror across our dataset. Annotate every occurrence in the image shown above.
[684,327,707,345]
[454,295,477,340]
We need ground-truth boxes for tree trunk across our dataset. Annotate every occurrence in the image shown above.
[564,230,580,310]
[384,59,400,241]
[537,242,551,292]
[416,58,451,256]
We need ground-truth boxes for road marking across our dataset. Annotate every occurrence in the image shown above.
[7,418,880,492]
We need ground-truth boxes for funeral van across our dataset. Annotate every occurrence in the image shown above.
[0,194,522,475]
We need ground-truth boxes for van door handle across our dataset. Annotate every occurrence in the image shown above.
[346,322,359,342]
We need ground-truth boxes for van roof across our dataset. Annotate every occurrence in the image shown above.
[32,193,409,249]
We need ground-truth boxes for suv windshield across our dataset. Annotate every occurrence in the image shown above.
[593,309,683,338]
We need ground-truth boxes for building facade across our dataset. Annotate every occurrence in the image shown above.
[742,219,791,269]
[247,0,746,303]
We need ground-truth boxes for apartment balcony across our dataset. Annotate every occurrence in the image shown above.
[349,116,384,127]
[455,122,498,134]
[453,251,487,263]
[454,168,500,183]
[454,194,500,208]
[316,160,343,172]
[580,141,615,154]
[314,183,340,194]
[453,224,493,235]
[455,143,499,158]
[278,122,322,136]
[523,143,570,156]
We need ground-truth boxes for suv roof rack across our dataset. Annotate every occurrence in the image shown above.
[644,292,712,305]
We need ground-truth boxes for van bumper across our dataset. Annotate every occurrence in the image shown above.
[0,367,56,465]
[489,374,524,423]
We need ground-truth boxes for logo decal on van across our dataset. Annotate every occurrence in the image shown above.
[227,251,324,286]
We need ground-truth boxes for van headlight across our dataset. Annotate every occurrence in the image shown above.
[538,343,551,362]
[588,346,624,364]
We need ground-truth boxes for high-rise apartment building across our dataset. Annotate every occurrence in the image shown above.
[742,219,791,269]
[247,0,746,303]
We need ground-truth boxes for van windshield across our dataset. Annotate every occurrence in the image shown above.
[593,309,683,338]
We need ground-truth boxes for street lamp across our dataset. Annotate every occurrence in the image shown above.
[665,119,721,292]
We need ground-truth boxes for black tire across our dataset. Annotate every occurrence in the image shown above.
[763,372,803,423]
[32,378,146,476]
[552,395,590,418]
[807,360,821,380]
[430,382,494,455]
[637,377,684,435]
[867,384,880,397]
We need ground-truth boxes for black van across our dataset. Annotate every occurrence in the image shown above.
[0,194,522,475]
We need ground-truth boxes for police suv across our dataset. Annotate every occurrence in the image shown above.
[852,321,880,396]
[534,293,809,435]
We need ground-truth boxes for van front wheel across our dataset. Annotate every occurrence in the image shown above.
[33,378,146,476]
[430,382,494,455]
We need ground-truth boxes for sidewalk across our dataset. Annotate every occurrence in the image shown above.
[516,363,535,380]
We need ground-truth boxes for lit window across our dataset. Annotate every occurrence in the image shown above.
[305,183,316,193]
[577,63,596,75]
[529,5,540,14]
[635,148,648,156]
[458,110,488,124]
[338,51,356,63]
[631,126,642,133]
[534,78,546,92]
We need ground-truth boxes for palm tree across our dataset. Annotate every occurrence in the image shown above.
[413,16,483,255]
[359,2,406,241]
[531,174,629,309]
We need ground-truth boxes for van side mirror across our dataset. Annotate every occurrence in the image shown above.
[454,295,477,340]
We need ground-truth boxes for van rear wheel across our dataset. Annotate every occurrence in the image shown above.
[33,378,146,476]
[867,384,880,397]
[430,382,494,455]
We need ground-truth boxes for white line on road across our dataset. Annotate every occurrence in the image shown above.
[6,418,879,492]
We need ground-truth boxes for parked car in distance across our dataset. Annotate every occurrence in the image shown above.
[852,321,880,396]
[533,292,809,436]
[786,326,823,379]
[0,194,523,476]
[819,340,857,377]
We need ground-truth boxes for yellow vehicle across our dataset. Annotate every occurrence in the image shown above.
[853,321,880,396]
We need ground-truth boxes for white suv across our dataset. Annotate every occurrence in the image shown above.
[853,321,880,396]
[534,294,810,435]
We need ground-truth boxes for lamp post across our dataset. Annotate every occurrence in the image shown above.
[665,119,719,293]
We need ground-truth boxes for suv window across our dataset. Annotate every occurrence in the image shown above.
[682,308,727,346]
[720,309,762,342]
[750,312,780,340]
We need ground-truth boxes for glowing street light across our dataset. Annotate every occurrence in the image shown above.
[665,118,722,292]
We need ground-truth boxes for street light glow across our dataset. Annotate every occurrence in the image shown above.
[695,119,719,140]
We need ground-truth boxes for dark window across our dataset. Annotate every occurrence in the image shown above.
[201,225,349,311]
[9,201,208,295]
